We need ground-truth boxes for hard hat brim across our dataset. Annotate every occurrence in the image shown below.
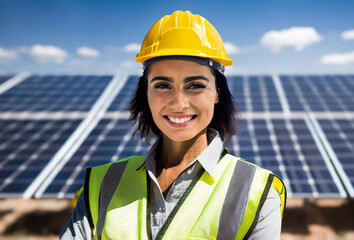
[135,50,233,66]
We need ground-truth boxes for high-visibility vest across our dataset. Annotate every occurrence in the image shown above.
[83,153,286,240]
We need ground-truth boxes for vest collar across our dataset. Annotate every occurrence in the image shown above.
[136,128,224,176]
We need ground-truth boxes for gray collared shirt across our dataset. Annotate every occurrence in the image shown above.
[60,129,281,239]
[140,129,224,239]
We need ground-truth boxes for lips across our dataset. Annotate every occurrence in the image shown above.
[163,114,197,125]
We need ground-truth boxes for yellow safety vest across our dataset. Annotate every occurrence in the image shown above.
[83,153,286,240]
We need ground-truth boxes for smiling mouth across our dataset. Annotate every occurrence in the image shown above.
[163,115,197,124]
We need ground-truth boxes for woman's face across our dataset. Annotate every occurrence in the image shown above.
[147,59,218,142]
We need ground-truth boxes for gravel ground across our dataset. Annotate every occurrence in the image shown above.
[0,198,353,239]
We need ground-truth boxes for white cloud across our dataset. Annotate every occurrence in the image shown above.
[117,60,142,74]
[29,44,68,64]
[77,46,100,57]
[260,27,322,52]
[18,46,30,54]
[320,51,354,65]
[124,43,141,53]
[224,65,240,76]
[0,47,18,64]
[224,42,240,55]
[342,29,354,40]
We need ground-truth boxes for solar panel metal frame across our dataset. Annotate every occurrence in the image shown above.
[0,75,13,85]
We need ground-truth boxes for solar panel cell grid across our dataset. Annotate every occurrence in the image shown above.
[318,119,354,190]
[280,75,354,112]
[107,76,139,112]
[41,118,134,197]
[0,119,81,196]
[0,75,112,112]
[231,118,343,197]
[228,76,282,112]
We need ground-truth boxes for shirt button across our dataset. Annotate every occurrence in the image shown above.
[187,169,192,174]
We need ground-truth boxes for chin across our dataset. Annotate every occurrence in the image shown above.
[163,129,206,143]
[165,133,195,142]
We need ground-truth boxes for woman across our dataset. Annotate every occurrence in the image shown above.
[60,10,286,240]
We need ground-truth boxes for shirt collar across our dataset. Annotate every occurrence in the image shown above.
[197,128,224,176]
[136,128,224,176]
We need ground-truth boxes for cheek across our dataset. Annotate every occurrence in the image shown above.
[147,91,160,117]
[191,95,215,116]
[147,93,154,113]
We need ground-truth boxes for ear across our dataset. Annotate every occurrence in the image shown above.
[215,88,220,104]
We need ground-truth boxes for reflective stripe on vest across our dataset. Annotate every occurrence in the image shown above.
[96,160,129,238]
[84,154,286,240]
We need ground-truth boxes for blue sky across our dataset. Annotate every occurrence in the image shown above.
[0,0,354,75]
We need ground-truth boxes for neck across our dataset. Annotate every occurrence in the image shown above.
[157,129,208,173]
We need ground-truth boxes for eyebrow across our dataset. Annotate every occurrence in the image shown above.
[151,76,173,83]
[150,75,210,83]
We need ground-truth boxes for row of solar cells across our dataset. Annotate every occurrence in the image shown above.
[1,75,353,113]
[0,74,353,199]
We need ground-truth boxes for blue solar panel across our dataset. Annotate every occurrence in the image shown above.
[0,75,13,85]
[107,76,139,112]
[225,117,344,197]
[280,75,354,112]
[0,75,112,112]
[317,118,354,196]
[0,74,352,199]
[41,118,152,198]
[40,114,345,198]
[0,119,81,197]
[227,76,283,112]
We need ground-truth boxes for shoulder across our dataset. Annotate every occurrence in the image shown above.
[224,154,272,173]
[248,187,282,240]
[89,155,145,172]
[85,155,146,189]
[224,154,286,209]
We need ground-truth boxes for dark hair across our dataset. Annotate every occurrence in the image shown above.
[128,67,238,143]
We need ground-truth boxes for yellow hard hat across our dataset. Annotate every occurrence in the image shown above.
[135,10,233,67]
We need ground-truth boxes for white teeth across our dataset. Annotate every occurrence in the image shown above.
[168,116,192,123]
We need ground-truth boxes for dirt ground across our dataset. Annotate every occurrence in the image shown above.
[0,198,353,240]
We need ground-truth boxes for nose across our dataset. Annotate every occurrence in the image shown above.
[168,89,189,111]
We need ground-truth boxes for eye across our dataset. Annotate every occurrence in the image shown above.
[187,83,206,90]
[154,82,171,89]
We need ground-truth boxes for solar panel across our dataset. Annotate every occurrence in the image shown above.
[107,76,139,112]
[40,117,152,198]
[315,117,354,197]
[38,113,346,198]
[228,76,283,112]
[0,74,353,199]
[225,116,345,198]
[0,75,113,112]
[0,75,13,85]
[0,119,81,197]
[280,75,354,112]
